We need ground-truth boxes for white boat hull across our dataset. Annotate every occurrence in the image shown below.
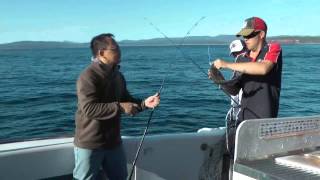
[0,128,225,180]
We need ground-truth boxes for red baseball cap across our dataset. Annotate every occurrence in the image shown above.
[236,17,267,37]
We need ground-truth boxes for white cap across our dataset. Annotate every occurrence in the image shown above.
[229,39,245,55]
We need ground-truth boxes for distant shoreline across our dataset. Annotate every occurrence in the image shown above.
[119,42,320,46]
[1,43,320,50]
[1,35,320,49]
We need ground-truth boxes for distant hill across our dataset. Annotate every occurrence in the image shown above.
[0,41,88,49]
[0,35,320,49]
[120,35,236,46]
[269,36,320,44]
[120,35,320,46]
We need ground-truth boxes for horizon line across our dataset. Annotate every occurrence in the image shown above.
[1,34,320,45]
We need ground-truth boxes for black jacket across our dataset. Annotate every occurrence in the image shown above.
[222,42,282,122]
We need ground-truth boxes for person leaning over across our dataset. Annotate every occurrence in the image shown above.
[226,39,247,123]
[73,33,160,180]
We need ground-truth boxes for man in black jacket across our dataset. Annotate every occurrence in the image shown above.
[73,33,160,180]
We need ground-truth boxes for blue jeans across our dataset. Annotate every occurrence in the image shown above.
[73,145,128,180]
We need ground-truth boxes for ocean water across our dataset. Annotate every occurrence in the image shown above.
[1,44,320,142]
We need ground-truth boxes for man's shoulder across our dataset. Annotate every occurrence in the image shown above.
[267,42,282,52]
[78,63,100,81]
[261,41,282,63]
[80,63,94,75]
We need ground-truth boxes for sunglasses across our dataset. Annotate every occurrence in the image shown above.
[243,31,261,39]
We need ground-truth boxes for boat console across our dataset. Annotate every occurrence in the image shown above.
[233,116,320,180]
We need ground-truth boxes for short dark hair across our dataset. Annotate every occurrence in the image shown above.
[90,33,115,57]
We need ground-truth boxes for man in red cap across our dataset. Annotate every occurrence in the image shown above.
[211,17,282,180]
[212,16,282,123]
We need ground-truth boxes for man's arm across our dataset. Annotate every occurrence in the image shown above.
[123,88,160,111]
[118,73,145,111]
[121,74,160,113]
[214,42,281,75]
[214,59,274,75]
[77,72,120,120]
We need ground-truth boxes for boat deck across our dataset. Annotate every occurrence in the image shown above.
[234,159,320,180]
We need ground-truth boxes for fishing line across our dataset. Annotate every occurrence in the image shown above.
[145,17,240,107]
[208,46,213,66]
[179,16,206,45]
[144,17,208,77]
[128,17,206,180]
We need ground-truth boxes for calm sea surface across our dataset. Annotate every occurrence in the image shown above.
[1,44,320,142]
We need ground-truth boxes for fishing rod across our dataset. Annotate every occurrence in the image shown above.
[127,17,206,180]
[145,17,241,107]
[127,85,162,180]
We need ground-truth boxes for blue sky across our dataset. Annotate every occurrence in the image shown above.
[0,0,319,43]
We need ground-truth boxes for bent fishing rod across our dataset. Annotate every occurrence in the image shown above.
[127,17,206,180]
[144,17,241,107]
